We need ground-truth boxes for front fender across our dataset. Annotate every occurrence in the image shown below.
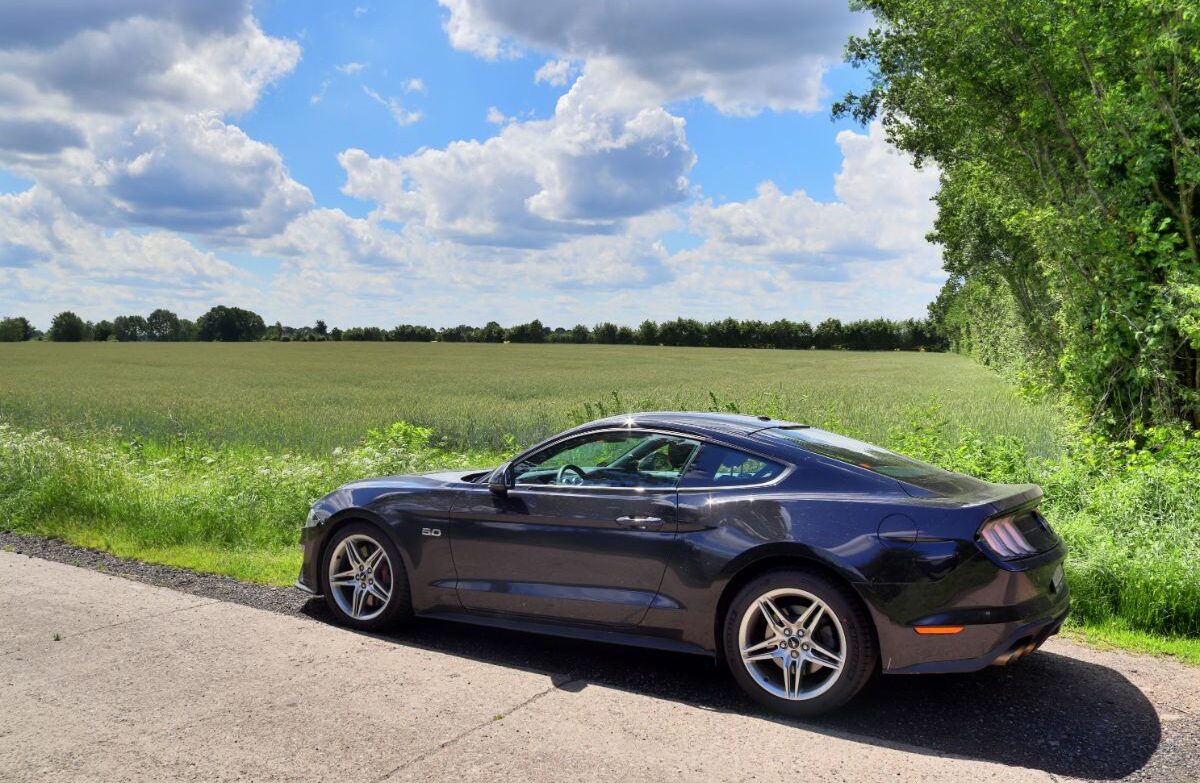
[299,484,460,612]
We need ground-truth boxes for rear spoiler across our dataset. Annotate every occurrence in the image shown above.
[972,483,1043,514]
[902,482,1043,513]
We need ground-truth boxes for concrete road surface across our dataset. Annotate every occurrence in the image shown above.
[1,550,1197,782]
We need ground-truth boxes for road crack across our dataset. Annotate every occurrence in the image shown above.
[1,599,220,656]
[373,677,579,782]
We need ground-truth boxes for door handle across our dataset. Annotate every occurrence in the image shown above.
[615,515,664,529]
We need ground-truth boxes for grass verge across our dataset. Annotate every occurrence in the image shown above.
[2,405,1198,659]
[1064,620,1200,666]
[0,420,506,587]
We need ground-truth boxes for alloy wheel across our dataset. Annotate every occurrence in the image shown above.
[327,533,394,621]
[737,587,846,701]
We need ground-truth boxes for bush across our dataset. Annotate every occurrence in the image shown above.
[889,407,1200,637]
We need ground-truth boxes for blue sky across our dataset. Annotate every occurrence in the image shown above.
[0,1,944,330]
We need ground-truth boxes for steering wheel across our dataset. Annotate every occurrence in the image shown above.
[555,464,587,486]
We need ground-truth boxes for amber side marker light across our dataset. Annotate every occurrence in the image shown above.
[914,626,964,635]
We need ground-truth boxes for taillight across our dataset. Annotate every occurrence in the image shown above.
[978,515,1038,559]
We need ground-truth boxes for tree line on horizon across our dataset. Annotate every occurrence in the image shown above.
[0,306,947,352]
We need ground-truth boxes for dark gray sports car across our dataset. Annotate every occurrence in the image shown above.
[297,412,1069,715]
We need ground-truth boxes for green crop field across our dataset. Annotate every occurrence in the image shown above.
[2,342,1198,663]
[0,342,1060,455]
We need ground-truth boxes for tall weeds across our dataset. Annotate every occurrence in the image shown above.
[0,422,506,583]
[3,408,1197,637]
[888,409,1200,637]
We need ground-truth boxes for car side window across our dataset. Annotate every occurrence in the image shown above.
[678,444,785,488]
[513,431,700,489]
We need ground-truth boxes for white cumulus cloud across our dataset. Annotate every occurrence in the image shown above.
[40,113,313,238]
[0,186,252,322]
[0,0,305,240]
[339,65,694,248]
[671,121,944,319]
[438,0,867,114]
[534,59,575,87]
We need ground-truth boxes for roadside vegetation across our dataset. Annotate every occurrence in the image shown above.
[1,344,1198,662]
[839,0,1200,439]
[0,419,503,585]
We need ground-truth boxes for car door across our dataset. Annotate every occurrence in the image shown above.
[447,429,701,626]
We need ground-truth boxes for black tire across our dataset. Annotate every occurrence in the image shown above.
[320,521,412,632]
[722,569,876,717]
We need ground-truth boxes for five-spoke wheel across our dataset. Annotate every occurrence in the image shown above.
[724,569,876,716]
[321,522,411,630]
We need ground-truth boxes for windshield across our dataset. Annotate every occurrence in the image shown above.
[757,426,980,494]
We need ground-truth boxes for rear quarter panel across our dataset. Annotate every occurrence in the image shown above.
[643,457,912,652]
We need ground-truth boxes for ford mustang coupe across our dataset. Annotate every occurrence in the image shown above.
[297,412,1069,715]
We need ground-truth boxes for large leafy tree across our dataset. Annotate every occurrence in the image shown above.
[196,306,266,342]
[814,319,844,350]
[836,0,1200,433]
[506,319,545,343]
[146,308,185,341]
[0,316,34,342]
[48,311,85,342]
[112,315,149,342]
[479,321,505,343]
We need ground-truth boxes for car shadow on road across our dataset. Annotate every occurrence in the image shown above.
[300,600,1159,779]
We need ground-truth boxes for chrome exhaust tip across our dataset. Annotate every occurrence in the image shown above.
[992,640,1038,666]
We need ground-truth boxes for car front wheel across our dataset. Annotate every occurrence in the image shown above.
[723,569,876,717]
[321,522,411,631]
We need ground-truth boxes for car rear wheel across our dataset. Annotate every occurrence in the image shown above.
[723,569,876,717]
[321,522,411,631]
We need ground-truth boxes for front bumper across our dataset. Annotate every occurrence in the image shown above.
[295,523,323,596]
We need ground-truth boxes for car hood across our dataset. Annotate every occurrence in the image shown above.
[337,469,487,492]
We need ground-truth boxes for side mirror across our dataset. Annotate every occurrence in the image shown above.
[488,462,513,496]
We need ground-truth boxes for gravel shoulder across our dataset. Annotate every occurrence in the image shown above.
[2,530,1197,782]
[0,531,311,615]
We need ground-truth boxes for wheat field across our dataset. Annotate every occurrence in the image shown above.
[0,342,1060,454]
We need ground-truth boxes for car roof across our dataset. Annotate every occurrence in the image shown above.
[578,411,804,438]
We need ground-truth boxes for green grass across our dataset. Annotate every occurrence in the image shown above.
[1063,619,1200,666]
[1,342,1197,664]
[67,533,303,586]
[0,419,504,586]
[0,342,1062,455]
